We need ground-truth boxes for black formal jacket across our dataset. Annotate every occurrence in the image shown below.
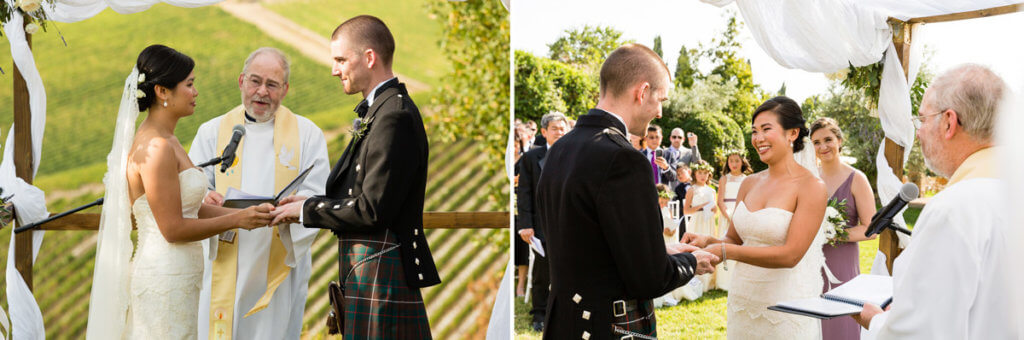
[516,144,547,241]
[537,109,699,340]
[302,79,441,289]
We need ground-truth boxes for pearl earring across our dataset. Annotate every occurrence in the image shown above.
[163,101,168,107]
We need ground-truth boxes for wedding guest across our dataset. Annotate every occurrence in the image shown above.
[714,149,751,292]
[513,125,529,297]
[654,183,684,308]
[666,127,701,168]
[517,111,570,332]
[855,64,1020,339]
[809,117,876,340]
[536,43,716,339]
[684,160,718,291]
[188,47,330,339]
[642,124,676,185]
[673,163,692,236]
[630,133,646,151]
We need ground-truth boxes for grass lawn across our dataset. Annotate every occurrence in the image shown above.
[514,206,923,339]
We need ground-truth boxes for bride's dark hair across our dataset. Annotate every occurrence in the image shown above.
[135,44,194,111]
[751,96,809,153]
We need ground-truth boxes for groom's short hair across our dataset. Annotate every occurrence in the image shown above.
[600,44,671,99]
[332,15,396,67]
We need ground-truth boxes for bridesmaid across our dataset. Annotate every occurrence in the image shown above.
[715,149,751,291]
[810,117,877,340]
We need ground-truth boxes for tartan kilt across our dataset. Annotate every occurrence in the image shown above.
[610,300,656,339]
[340,229,432,340]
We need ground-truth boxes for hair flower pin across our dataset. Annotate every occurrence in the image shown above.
[138,73,146,84]
[136,90,146,99]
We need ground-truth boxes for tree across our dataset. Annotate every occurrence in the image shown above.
[514,50,598,122]
[653,35,663,58]
[702,13,764,125]
[425,0,509,207]
[674,45,700,89]
[547,25,631,69]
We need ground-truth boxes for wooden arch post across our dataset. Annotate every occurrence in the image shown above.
[12,13,35,290]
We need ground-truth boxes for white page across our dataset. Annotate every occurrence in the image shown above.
[530,235,545,257]
[823,274,893,307]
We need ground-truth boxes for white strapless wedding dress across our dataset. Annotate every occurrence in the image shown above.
[726,202,825,339]
[127,168,206,339]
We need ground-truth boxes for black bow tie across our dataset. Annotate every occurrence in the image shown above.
[354,99,369,118]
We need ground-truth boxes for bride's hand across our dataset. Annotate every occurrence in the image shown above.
[703,244,725,266]
[236,203,274,230]
[665,243,699,255]
[682,232,709,247]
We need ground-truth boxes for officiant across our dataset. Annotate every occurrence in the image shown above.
[188,47,331,339]
[535,44,717,340]
[853,64,1020,339]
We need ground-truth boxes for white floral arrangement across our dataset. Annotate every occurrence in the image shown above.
[822,198,849,246]
[1,0,54,37]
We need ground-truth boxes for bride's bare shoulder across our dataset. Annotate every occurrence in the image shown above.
[130,130,175,165]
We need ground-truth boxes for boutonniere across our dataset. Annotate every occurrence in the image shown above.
[351,116,375,139]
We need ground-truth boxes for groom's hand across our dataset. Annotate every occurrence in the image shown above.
[691,250,718,275]
[270,196,307,225]
[665,243,699,255]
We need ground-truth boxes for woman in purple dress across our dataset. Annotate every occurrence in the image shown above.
[810,118,878,339]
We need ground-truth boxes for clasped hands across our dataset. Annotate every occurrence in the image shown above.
[204,191,306,226]
[680,232,728,267]
[665,243,718,275]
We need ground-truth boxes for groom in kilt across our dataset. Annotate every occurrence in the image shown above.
[536,44,718,340]
[273,15,440,339]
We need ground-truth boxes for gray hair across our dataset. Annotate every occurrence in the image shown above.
[540,111,569,130]
[242,47,291,83]
[925,63,1007,142]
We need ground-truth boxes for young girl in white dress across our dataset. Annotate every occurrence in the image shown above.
[714,151,751,291]
[684,160,717,291]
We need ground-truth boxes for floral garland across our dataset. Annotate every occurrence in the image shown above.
[690,161,714,174]
[714,146,746,166]
[1,0,54,37]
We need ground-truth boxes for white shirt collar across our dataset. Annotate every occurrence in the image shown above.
[367,77,397,106]
[596,108,628,133]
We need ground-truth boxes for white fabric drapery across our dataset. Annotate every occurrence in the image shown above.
[2,1,224,338]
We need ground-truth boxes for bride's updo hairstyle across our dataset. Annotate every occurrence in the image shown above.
[135,44,194,111]
[751,96,809,153]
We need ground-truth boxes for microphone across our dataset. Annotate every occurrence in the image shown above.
[220,125,245,173]
[865,183,919,237]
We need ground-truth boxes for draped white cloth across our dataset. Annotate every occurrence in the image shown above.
[2,1,224,338]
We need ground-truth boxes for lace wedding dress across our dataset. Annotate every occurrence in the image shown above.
[726,201,825,339]
[127,168,206,339]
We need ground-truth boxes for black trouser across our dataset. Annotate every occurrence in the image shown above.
[529,244,551,323]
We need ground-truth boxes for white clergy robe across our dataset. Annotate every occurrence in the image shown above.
[188,113,330,339]
[864,148,1020,339]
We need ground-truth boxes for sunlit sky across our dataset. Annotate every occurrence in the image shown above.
[512,0,1024,103]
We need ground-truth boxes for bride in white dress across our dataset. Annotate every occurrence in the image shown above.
[85,45,273,339]
[685,96,829,339]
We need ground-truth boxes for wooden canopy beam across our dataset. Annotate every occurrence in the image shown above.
[904,3,1024,24]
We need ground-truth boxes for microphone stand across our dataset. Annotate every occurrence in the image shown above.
[884,223,913,236]
[14,155,227,234]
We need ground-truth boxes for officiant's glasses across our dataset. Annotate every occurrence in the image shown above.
[911,111,943,129]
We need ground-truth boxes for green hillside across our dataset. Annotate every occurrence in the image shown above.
[0,2,507,339]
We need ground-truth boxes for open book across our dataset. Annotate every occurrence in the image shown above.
[768,274,893,319]
[222,165,314,208]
